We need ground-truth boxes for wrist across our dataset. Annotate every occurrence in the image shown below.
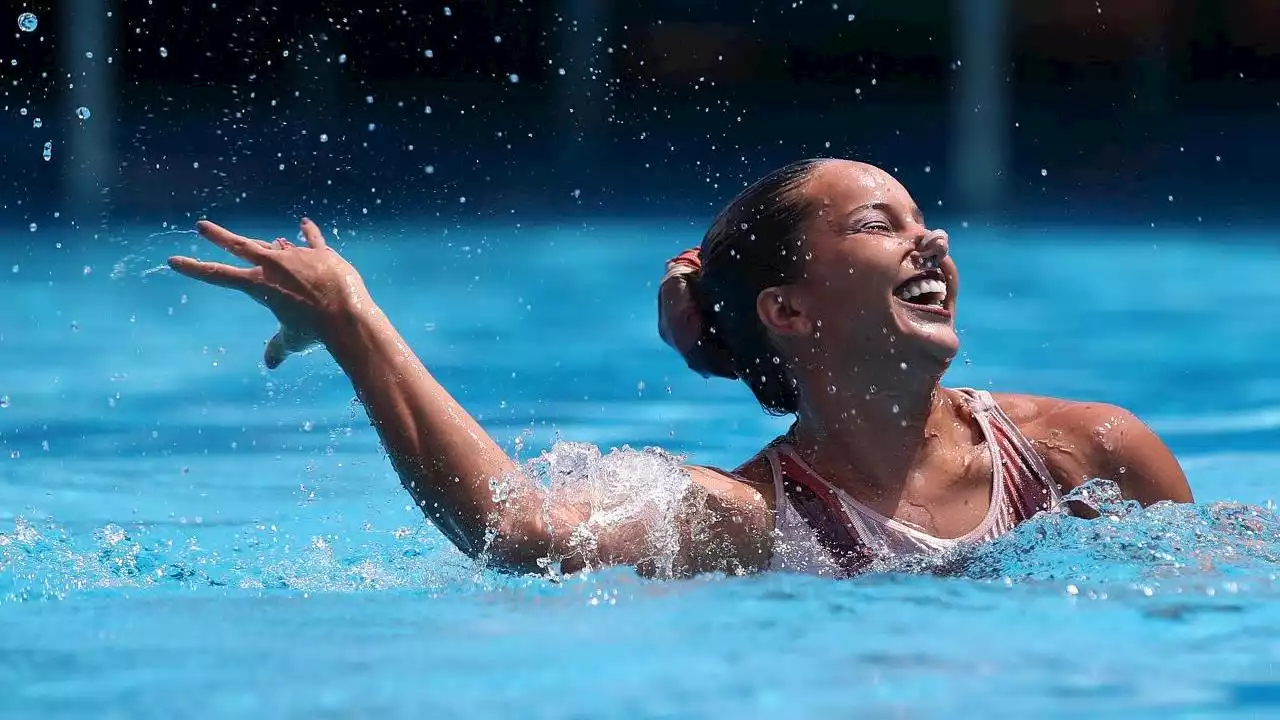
[317,286,383,349]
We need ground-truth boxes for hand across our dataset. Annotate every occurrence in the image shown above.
[168,218,371,369]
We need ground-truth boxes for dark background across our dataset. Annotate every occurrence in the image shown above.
[2,0,1279,235]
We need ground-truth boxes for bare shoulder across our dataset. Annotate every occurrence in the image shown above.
[672,457,776,576]
[988,392,1193,504]
[684,459,775,519]
[989,393,1131,437]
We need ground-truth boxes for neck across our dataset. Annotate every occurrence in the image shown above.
[790,354,959,494]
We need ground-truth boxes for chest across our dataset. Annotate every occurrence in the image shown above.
[841,442,999,540]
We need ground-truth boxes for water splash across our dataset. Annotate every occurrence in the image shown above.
[5,469,1277,603]
[492,441,702,579]
[0,517,484,603]
[0,443,703,601]
[109,228,199,279]
[890,479,1280,597]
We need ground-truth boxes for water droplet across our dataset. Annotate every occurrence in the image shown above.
[443,6,452,16]
[1040,168,1047,177]
[508,73,519,83]
[28,222,37,232]
[828,385,837,394]
[892,404,900,414]
[494,35,502,43]
[32,117,41,128]
[338,53,347,64]
[75,106,91,120]
[0,396,9,409]
[159,46,168,58]
[424,49,434,58]
[319,133,328,142]
[17,12,37,32]
[84,51,93,59]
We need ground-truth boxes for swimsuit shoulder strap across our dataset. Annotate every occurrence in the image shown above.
[957,388,1063,521]
[767,443,875,577]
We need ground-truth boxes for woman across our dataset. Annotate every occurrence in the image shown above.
[168,158,1192,578]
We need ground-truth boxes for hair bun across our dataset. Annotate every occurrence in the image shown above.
[658,249,737,379]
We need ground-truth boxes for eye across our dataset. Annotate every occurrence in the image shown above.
[859,220,892,233]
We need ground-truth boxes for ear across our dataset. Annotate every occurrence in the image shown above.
[755,285,813,338]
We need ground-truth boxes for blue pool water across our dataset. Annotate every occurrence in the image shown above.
[2,221,1278,717]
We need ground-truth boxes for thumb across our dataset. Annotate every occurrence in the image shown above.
[264,330,289,369]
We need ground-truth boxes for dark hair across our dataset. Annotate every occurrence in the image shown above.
[691,158,826,415]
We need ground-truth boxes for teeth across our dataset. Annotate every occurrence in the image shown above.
[896,278,948,304]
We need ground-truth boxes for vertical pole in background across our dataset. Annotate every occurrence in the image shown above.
[60,0,115,228]
[556,0,612,188]
[950,0,1009,218]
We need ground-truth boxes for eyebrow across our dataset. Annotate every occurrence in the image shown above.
[842,202,925,225]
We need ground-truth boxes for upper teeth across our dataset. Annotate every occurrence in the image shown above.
[897,278,947,303]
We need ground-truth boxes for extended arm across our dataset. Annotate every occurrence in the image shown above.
[170,219,773,576]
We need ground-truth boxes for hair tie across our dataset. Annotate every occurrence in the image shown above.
[661,247,702,284]
[657,247,736,379]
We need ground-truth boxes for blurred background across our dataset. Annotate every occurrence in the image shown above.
[3,0,1278,235]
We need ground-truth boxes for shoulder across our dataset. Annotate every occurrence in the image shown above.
[989,393,1129,434]
[988,393,1193,504]
[684,458,775,516]
[668,460,776,576]
[989,392,1148,448]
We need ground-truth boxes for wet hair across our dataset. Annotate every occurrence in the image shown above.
[690,158,827,415]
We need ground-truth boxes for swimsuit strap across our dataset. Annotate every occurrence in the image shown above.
[764,447,875,577]
[957,388,1063,521]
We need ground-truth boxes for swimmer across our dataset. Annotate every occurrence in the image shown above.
[168,158,1193,578]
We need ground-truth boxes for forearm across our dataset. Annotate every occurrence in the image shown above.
[320,300,548,560]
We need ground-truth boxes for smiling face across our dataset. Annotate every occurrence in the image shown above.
[757,160,961,372]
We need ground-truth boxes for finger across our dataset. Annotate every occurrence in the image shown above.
[196,220,272,262]
[299,217,327,250]
[168,256,258,289]
[264,331,288,369]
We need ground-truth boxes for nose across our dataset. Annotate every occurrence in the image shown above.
[913,229,949,268]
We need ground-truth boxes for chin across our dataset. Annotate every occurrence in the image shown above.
[890,301,960,365]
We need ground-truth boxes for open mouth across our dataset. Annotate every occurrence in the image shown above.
[894,270,949,310]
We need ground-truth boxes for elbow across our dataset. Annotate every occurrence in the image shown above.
[472,516,558,576]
